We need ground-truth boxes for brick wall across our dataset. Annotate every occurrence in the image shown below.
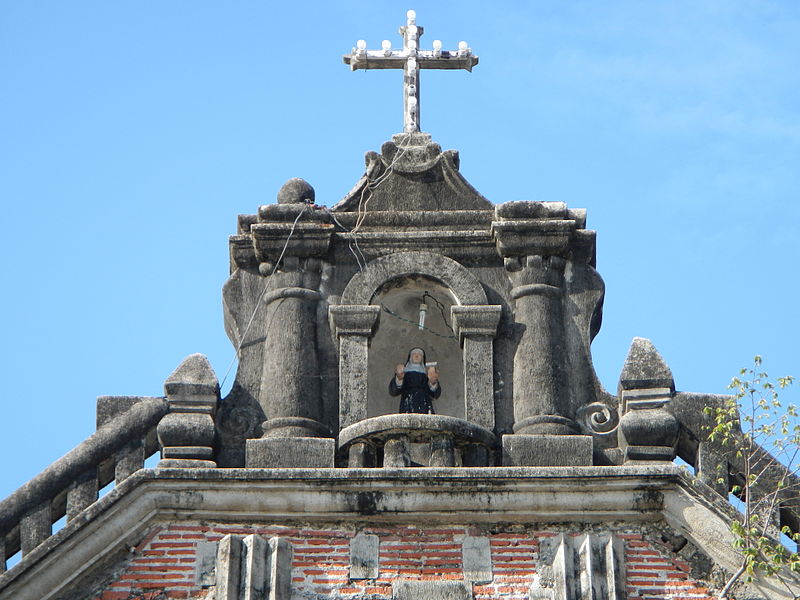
[92,523,715,600]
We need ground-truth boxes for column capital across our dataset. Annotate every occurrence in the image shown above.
[329,304,381,338]
[450,305,501,346]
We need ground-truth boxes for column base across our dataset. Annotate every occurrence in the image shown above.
[246,437,335,468]
[624,445,676,463]
[157,459,216,469]
[502,434,592,466]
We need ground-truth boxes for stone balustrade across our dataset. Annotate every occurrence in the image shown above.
[0,396,167,573]
[338,414,497,468]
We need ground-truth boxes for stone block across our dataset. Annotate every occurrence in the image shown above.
[393,580,472,600]
[267,536,293,600]
[350,533,379,580]
[501,434,592,466]
[215,535,242,600]
[462,535,492,583]
[245,437,335,468]
[194,541,217,587]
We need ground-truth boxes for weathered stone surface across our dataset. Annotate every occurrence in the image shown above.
[505,256,577,436]
[332,134,492,213]
[383,436,412,468]
[538,533,626,600]
[255,260,327,440]
[164,353,220,400]
[215,535,242,600]
[350,532,379,579]
[329,305,381,429]
[339,415,496,468]
[158,354,219,468]
[392,579,472,600]
[194,540,217,587]
[277,177,314,205]
[245,437,335,468]
[618,337,675,392]
[0,396,167,550]
[462,535,492,583]
[241,534,268,600]
[267,536,293,600]
[6,465,800,600]
[502,434,592,467]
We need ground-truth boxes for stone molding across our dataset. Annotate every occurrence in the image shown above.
[450,305,501,346]
[328,305,381,338]
[339,251,487,306]
[4,465,796,600]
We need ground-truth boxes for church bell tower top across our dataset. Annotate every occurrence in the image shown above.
[343,9,479,134]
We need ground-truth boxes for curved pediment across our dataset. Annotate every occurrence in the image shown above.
[332,133,492,212]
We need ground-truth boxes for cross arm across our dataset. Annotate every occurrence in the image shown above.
[343,51,479,72]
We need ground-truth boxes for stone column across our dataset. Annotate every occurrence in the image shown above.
[329,304,381,429]
[246,257,335,467]
[451,305,501,431]
[499,255,592,466]
[506,255,577,435]
[256,258,327,438]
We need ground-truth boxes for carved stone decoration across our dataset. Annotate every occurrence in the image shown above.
[157,353,219,468]
[617,338,680,462]
[331,132,493,212]
[214,534,293,600]
[576,401,620,450]
[536,533,627,600]
[336,251,501,434]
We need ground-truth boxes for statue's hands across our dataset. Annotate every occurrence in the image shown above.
[427,366,439,385]
[395,364,405,380]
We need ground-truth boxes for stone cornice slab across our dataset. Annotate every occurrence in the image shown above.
[2,466,796,600]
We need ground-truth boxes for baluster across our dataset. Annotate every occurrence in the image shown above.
[383,435,411,468]
[348,442,377,468]
[20,500,51,556]
[115,439,145,483]
[430,434,455,467]
[462,443,489,467]
[67,471,98,521]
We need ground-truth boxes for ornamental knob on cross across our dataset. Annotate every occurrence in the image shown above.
[343,9,479,134]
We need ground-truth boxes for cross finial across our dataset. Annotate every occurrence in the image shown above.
[343,9,479,134]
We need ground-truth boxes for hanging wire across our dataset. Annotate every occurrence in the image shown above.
[421,291,455,335]
[380,302,456,340]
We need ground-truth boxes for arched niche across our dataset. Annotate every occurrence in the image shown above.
[368,276,463,418]
[329,252,501,433]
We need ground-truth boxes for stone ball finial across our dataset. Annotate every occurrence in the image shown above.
[277,178,315,205]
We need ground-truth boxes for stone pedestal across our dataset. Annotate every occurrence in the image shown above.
[502,434,592,467]
[245,437,335,468]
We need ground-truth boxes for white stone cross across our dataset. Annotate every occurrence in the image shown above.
[343,9,479,134]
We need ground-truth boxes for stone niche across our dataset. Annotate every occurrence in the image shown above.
[367,275,464,419]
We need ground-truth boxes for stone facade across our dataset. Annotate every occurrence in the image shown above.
[1,13,799,600]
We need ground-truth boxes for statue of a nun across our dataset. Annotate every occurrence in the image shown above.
[389,347,441,414]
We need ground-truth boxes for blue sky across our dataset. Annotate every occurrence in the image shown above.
[1,2,798,499]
